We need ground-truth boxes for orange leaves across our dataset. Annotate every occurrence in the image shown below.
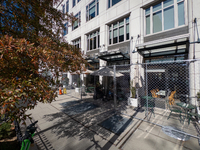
[0,34,87,123]
[0,41,4,47]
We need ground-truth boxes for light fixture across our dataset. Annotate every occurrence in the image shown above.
[132,35,140,53]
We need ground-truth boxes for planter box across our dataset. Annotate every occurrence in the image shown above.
[128,97,138,107]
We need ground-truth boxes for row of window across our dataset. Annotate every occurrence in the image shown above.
[62,0,121,18]
[63,10,81,36]
[109,17,129,45]
[145,0,185,35]
[71,16,130,51]
[64,0,186,36]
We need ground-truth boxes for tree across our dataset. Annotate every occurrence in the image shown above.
[0,0,87,123]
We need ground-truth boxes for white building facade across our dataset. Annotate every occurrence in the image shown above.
[56,0,200,104]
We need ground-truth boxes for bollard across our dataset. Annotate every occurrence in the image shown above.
[63,85,67,94]
[59,87,62,95]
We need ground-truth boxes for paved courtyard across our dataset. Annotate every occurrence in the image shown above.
[25,94,200,150]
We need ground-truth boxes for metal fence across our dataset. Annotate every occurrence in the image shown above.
[114,59,200,141]
[64,59,200,140]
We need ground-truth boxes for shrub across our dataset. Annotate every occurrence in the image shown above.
[0,122,13,139]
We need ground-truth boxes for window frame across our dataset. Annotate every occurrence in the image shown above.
[63,22,68,36]
[72,11,81,30]
[72,38,81,49]
[108,17,129,45]
[144,0,186,36]
[86,30,100,51]
[108,0,122,8]
[66,1,69,13]
[62,4,65,17]
[73,0,76,7]
[86,0,99,22]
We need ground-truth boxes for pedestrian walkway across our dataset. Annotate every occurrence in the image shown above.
[25,94,200,150]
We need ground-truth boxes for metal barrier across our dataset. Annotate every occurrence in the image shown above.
[64,59,200,140]
[113,59,200,141]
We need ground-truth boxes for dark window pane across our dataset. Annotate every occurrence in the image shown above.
[73,0,76,7]
[126,33,129,40]
[98,35,100,48]
[145,8,150,15]
[119,26,124,42]
[90,38,93,50]
[153,3,161,12]
[73,20,78,29]
[63,5,65,14]
[164,0,174,8]
[66,1,69,12]
[112,0,121,6]
[89,6,95,19]
[109,30,112,44]
[97,2,99,15]
[108,0,110,8]
[126,24,129,40]
[113,29,118,44]
[94,36,96,49]
[86,10,89,21]
[119,35,124,42]
[89,0,95,7]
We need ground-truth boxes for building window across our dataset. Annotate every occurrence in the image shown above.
[62,4,65,17]
[73,0,76,7]
[66,1,69,13]
[109,17,129,45]
[87,30,100,51]
[78,0,81,3]
[86,0,99,21]
[72,11,81,30]
[108,0,121,8]
[177,0,185,26]
[145,0,185,35]
[73,38,81,49]
[63,22,68,36]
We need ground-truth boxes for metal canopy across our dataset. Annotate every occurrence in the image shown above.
[91,67,124,77]
[85,56,99,63]
[137,40,189,58]
[98,50,130,62]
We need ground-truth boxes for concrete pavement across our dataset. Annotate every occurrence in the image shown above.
[24,94,200,150]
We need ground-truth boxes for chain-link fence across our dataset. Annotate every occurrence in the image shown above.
[115,59,200,140]
[64,59,200,140]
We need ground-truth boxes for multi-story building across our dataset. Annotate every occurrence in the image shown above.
[56,0,200,105]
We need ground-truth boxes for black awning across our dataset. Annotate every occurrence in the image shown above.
[98,50,130,62]
[85,57,99,63]
[137,40,189,58]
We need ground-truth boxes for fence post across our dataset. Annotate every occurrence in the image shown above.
[114,65,117,110]
[80,74,82,100]
[145,63,148,117]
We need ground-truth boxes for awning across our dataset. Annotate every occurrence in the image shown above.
[136,36,189,58]
[85,56,99,63]
[98,50,130,62]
